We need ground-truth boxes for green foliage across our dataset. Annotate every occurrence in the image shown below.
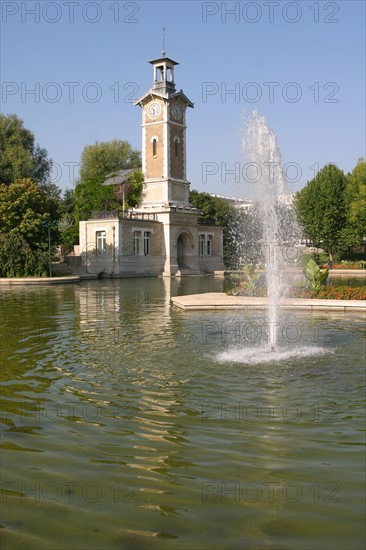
[0,114,52,185]
[125,170,144,208]
[300,252,329,269]
[241,264,261,293]
[0,233,48,277]
[304,259,329,292]
[0,178,58,250]
[112,169,144,209]
[58,213,79,248]
[74,141,143,234]
[226,205,263,268]
[57,189,78,247]
[74,176,120,223]
[295,163,347,256]
[189,190,232,225]
[79,140,141,184]
[343,160,366,245]
[224,267,264,296]
[189,191,262,267]
[223,273,241,293]
[189,190,235,265]
[61,188,75,215]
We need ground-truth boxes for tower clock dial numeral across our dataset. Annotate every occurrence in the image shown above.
[148,102,161,119]
[171,103,182,120]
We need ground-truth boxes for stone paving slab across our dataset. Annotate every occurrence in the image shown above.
[171,292,366,312]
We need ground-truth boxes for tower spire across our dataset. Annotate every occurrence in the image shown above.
[162,26,166,57]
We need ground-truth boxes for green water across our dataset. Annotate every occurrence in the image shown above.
[0,277,365,549]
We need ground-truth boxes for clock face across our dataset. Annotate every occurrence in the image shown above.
[148,102,161,119]
[171,103,182,120]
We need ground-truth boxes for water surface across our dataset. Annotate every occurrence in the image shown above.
[1,277,365,549]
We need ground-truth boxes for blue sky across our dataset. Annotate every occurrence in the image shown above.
[1,0,365,198]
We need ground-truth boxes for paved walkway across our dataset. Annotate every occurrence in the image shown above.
[171,293,366,312]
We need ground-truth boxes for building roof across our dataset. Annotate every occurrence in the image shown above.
[134,89,194,108]
[102,168,138,186]
[149,56,179,66]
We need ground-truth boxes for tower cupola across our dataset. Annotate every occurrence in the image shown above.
[149,56,178,96]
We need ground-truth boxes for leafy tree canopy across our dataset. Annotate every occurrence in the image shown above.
[295,163,347,257]
[0,233,48,277]
[0,178,57,250]
[344,160,366,244]
[79,140,141,184]
[0,114,52,186]
[74,176,119,223]
[189,190,263,267]
[189,190,234,226]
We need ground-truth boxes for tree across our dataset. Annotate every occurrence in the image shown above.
[226,205,263,267]
[0,233,48,277]
[343,160,366,245]
[295,164,347,258]
[79,140,141,183]
[125,169,144,208]
[189,190,261,267]
[61,188,75,215]
[74,176,119,223]
[0,114,52,185]
[0,178,57,250]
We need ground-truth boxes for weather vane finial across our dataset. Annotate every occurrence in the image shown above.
[162,26,166,57]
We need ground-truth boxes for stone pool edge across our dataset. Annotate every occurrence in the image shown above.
[171,293,366,312]
[0,276,81,285]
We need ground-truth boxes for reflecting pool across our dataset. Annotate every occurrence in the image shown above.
[1,277,365,549]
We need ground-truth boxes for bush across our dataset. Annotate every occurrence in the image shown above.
[0,233,48,277]
[303,259,329,292]
[60,224,79,248]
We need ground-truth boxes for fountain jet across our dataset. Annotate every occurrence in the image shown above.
[242,111,299,350]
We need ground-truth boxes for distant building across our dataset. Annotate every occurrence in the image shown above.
[209,192,295,211]
[209,194,253,211]
[79,53,224,277]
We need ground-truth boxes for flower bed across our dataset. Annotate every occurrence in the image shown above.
[226,284,366,300]
[320,261,366,269]
[291,287,366,300]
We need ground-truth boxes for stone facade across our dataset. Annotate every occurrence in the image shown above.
[79,211,222,277]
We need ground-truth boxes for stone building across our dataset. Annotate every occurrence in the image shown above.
[79,53,224,277]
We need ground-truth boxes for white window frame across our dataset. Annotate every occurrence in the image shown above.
[96,230,107,256]
[133,228,153,256]
[133,230,141,255]
[199,233,214,256]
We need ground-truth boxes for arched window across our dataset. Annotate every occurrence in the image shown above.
[151,136,159,159]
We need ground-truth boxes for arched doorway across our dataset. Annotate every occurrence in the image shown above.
[177,232,192,269]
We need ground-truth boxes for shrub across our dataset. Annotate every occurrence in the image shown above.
[304,259,329,292]
[0,233,48,277]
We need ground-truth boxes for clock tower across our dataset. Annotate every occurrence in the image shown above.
[135,54,194,206]
[79,51,224,278]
